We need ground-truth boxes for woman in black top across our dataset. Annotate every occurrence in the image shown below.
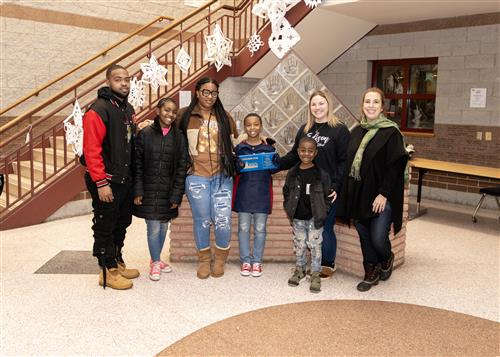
[280,90,350,278]
[337,87,408,291]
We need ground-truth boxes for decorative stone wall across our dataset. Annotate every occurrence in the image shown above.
[169,171,409,278]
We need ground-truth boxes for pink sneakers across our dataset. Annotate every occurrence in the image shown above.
[149,261,161,281]
[240,263,251,276]
[251,263,262,277]
[150,259,172,273]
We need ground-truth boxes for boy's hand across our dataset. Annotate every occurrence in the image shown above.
[98,185,113,203]
[328,190,337,203]
[134,196,143,205]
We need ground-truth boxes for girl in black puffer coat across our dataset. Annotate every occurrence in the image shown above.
[133,98,188,281]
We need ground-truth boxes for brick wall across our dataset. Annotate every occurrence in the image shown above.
[169,172,409,278]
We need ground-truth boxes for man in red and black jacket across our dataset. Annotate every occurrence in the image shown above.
[82,64,139,290]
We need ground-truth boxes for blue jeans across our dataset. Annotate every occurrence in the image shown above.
[238,212,268,264]
[146,220,169,262]
[185,174,233,250]
[355,202,393,264]
[292,219,323,273]
[321,202,337,267]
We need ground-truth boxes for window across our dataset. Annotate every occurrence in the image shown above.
[372,58,438,133]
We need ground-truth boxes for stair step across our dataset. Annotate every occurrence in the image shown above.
[12,160,55,181]
[49,136,67,150]
[0,193,20,212]
[6,174,39,196]
[32,148,69,165]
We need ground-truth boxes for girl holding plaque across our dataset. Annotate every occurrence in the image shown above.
[233,113,278,278]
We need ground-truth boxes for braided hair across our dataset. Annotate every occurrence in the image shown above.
[179,77,236,177]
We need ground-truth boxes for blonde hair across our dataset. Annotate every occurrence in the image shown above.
[360,87,385,120]
[304,90,340,133]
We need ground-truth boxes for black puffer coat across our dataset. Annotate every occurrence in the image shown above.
[133,118,188,221]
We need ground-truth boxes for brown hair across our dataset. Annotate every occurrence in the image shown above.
[360,87,385,120]
[304,90,340,133]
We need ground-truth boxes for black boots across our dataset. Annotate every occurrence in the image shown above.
[380,252,395,281]
[357,262,381,292]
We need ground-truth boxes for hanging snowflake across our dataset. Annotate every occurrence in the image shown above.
[128,76,145,109]
[251,0,302,59]
[268,19,301,59]
[304,0,321,8]
[247,32,264,56]
[204,24,233,72]
[176,47,192,74]
[140,54,168,91]
[63,99,84,156]
[252,0,300,24]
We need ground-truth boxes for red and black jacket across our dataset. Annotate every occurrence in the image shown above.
[81,87,135,187]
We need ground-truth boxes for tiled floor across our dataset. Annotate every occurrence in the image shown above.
[1,200,499,356]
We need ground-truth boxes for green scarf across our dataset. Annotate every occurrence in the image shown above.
[349,114,401,181]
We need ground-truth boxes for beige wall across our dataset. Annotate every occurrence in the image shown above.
[0,1,194,112]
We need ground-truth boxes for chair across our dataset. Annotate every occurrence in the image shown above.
[472,186,500,223]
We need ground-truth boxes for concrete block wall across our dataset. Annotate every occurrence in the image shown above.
[319,21,500,208]
[0,1,193,113]
[169,172,409,278]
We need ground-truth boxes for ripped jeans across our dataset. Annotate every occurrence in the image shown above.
[185,174,233,250]
[292,219,323,273]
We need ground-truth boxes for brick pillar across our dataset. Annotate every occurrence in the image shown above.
[170,172,409,278]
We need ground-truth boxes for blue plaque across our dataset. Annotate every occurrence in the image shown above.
[238,152,278,172]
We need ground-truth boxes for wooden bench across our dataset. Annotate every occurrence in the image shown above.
[409,158,500,219]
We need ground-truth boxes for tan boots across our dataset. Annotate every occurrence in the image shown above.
[212,245,230,278]
[99,267,133,290]
[117,261,140,279]
[197,246,231,279]
[197,248,212,279]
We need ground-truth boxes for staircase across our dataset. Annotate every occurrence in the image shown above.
[0,0,314,230]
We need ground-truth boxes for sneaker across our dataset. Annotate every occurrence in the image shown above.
[150,259,172,273]
[288,267,306,287]
[149,261,161,281]
[310,272,321,293]
[319,264,336,279]
[251,263,262,277]
[240,263,251,276]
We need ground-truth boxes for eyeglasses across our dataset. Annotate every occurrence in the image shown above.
[200,89,219,98]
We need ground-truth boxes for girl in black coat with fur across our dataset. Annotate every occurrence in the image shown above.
[133,98,188,281]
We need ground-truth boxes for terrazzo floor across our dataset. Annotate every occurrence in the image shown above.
[1,199,499,356]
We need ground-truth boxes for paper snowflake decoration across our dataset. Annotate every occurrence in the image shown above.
[252,0,300,24]
[63,99,84,156]
[176,47,192,74]
[204,24,233,72]
[251,0,302,59]
[304,0,321,8]
[128,76,145,109]
[247,32,264,56]
[140,54,168,91]
[268,19,301,59]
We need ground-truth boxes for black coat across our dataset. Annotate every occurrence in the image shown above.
[133,118,188,221]
[283,164,332,229]
[337,126,408,234]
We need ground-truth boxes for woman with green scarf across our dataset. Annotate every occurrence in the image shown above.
[337,87,408,292]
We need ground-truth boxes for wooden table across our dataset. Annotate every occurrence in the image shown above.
[409,158,500,219]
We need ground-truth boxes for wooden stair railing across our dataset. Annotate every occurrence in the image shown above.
[0,0,314,230]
